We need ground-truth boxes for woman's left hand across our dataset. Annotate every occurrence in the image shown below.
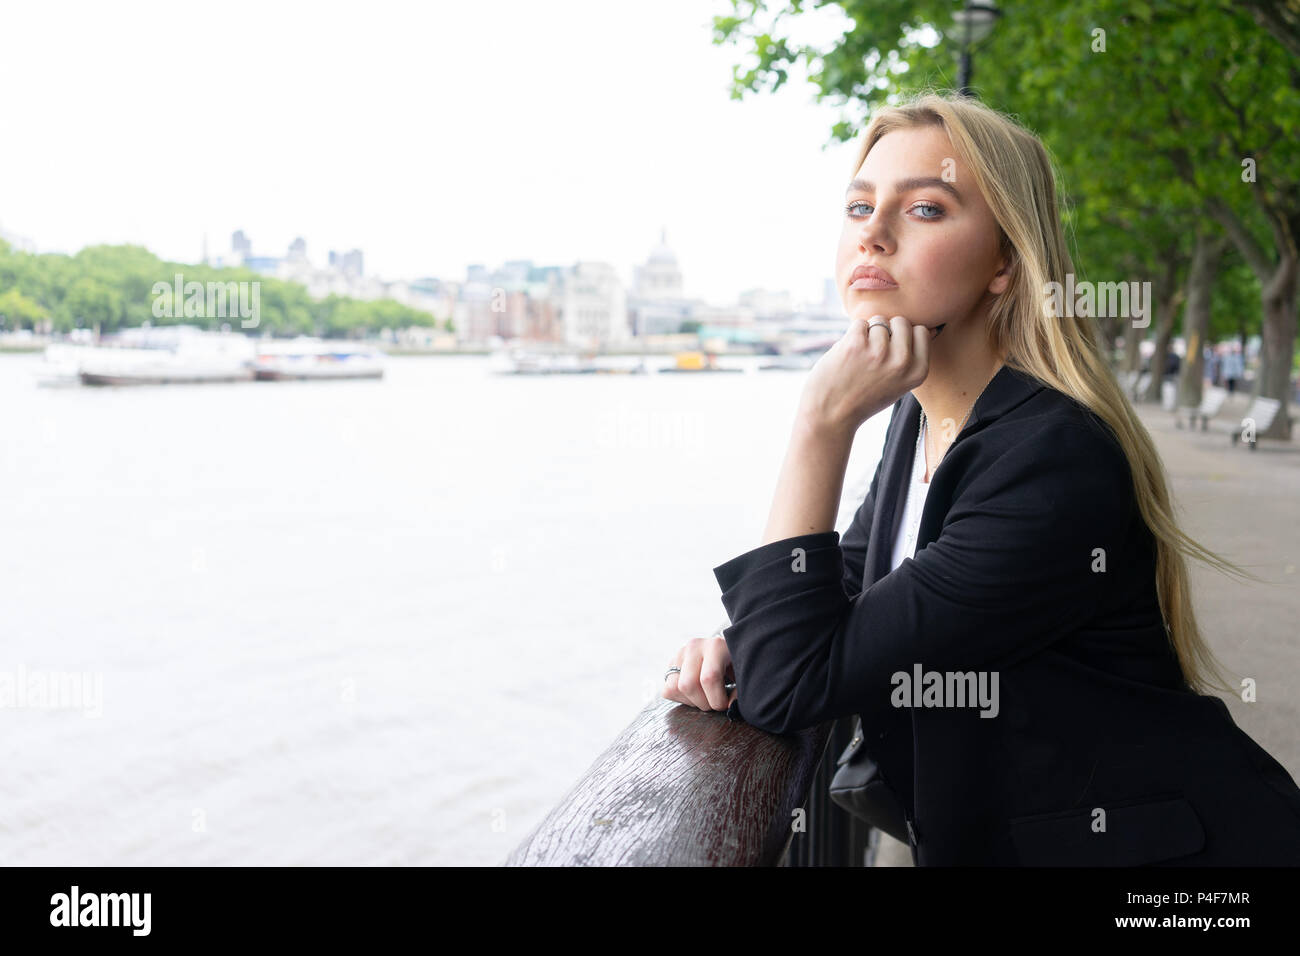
[795,314,932,437]
[663,634,737,712]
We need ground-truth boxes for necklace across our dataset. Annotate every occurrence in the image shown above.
[900,366,1000,560]
[917,363,1003,482]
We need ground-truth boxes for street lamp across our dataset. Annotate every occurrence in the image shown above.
[951,0,1002,96]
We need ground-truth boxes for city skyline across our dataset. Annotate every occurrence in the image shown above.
[0,1,861,309]
[0,213,848,351]
[191,225,838,312]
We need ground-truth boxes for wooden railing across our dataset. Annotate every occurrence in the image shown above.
[504,698,873,866]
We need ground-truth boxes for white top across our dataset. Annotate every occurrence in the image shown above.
[889,418,932,572]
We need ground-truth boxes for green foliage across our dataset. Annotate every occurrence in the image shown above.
[1211,254,1263,341]
[0,286,49,327]
[712,0,1300,341]
[0,240,437,337]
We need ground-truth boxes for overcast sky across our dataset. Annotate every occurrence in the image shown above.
[1,0,869,306]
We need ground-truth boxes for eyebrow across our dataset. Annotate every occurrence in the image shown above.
[845,176,963,202]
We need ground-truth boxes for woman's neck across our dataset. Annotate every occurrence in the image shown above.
[912,321,1004,446]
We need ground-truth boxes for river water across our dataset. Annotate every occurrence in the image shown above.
[0,350,888,865]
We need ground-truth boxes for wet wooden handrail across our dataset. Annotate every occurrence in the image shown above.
[504,698,833,866]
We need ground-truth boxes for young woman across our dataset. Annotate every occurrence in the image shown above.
[662,92,1300,866]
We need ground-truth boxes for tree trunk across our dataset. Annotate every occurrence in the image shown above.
[1257,259,1297,439]
[1122,311,1144,377]
[1236,0,1300,60]
[1177,232,1229,409]
[1143,290,1185,403]
[1207,199,1298,441]
[1098,313,1122,367]
[1142,252,1186,403]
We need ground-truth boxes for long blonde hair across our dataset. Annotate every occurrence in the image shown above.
[852,90,1258,696]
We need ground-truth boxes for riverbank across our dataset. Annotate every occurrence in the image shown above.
[0,341,737,359]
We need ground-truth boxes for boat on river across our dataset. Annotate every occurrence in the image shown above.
[489,345,647,375]
[37,344,101,387]
[77,327,255,386]
[657,351,742,374]
[251,338,384,380]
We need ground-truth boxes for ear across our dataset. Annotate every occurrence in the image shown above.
[988,254,1012,296]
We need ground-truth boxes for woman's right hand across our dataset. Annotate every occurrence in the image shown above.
[795,314,931,437]
[662,634,737,712]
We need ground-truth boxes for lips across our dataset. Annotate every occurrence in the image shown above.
[850,264,897,285]
[848,263,898,293]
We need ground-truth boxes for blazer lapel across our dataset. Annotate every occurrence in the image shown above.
[863,393,922,585]
[860,363,1047,586]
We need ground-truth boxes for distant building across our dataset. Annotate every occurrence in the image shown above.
[245,256,282,276]
[629,229,693,336]
[230,230,252,266]
[452,260,566,344]
[823,277,840,311]
[633,228,683,299]
[518,264,564,342]
[453,272,498,343]
[738,288,794,319]
[562,261,629,348]
[408,278,457,328]
[690,302,757,329]
[631,299,695,337]
[329,248,363,279]
[497,260,533,287]
[277,237,313,286]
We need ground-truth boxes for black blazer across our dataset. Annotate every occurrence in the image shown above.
[713,363,1300,865]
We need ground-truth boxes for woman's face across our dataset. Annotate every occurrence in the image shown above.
[836,125,1010,335]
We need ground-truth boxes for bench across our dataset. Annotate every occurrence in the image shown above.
[1230,397,1281,451]
[1135,372,1152,400]
[1175,386,1227,431]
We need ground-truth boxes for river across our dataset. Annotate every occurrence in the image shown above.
[0,350,887,865]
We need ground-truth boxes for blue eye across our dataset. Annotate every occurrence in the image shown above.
[844,200,944,220]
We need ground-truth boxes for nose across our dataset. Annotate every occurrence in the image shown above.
[858,211,894,257]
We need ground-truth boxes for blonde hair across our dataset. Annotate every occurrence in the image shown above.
[852,90,1258,696]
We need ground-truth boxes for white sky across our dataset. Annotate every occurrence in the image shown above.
[0,0,866,306]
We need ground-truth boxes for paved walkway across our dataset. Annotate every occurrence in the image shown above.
[871,390,1299,867]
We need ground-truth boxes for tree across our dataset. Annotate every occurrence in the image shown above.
[0,287,48,330]
[0,240,438,340]
[713,0,1300,437]
[1236,0,1300,59]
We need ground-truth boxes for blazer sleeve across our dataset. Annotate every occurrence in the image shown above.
[712,421,1134,735]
